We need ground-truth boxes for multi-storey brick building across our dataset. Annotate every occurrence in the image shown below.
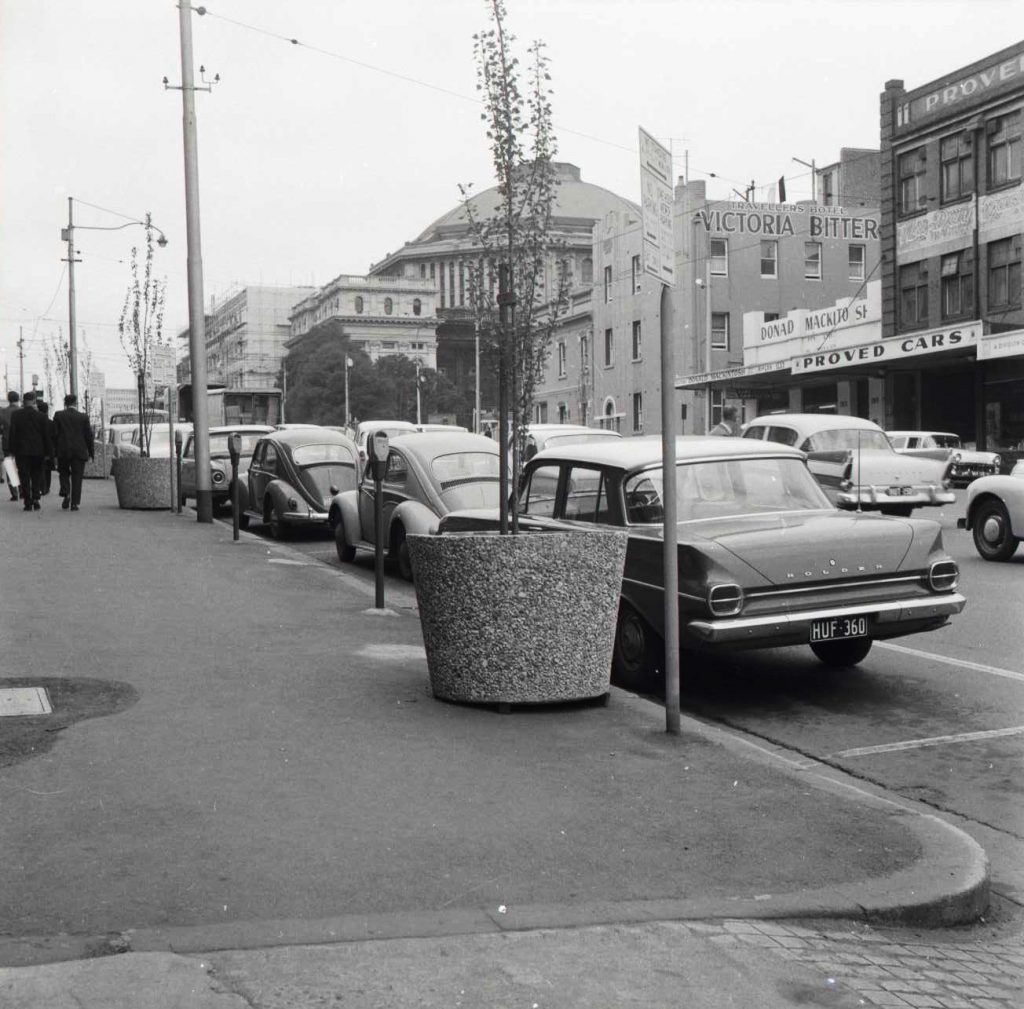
[881,40,1024,459]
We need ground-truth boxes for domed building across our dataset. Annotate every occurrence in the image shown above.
[369,163,639,428]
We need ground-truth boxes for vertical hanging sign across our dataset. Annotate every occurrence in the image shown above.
[639,127,675,287]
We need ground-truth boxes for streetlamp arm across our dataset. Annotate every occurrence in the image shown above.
[70,220,169,247]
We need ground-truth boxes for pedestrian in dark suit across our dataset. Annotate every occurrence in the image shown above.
[36,400,54,496]
[52,393,95,511]
[0,390,21,500]
[7,391,52,511]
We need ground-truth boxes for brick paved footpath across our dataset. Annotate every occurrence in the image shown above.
[688,919,1022,1008]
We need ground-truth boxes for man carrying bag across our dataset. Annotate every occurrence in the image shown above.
[0,390,21,501]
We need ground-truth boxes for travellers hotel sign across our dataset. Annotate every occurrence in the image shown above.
[698,202,879,240]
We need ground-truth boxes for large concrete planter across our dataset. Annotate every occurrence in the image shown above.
[408,529,628,705]
[84,443,113,479]
[111,456,171,510]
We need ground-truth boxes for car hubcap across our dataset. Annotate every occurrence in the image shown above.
[982,514,1004,544]
[619,617,644,667]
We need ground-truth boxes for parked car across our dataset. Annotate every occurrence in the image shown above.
[105,424,138,460]
[244,428,360,538]
[886,430,1001,485]
[439,436,965,675]
[524,423,622,459]
[353,420,419,463]
[957,460,1024,561]
[179,424,274,513]
[416,423,468,433]
[742,414,954,516]
[119,423,193,459]
[329,431,501,580]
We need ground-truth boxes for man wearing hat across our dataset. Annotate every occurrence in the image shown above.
[0,390,21,501]
[7,391,52,511]
[52,393,95,511]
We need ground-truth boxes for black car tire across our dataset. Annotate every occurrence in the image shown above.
[394,526,414,582]
[972,498,1019,562]
[810,637,873,668]
[613,603,663,686]
[238,512,250,531]
[880,505,914,517]
[267,505,287,540]
[335,519,356,563]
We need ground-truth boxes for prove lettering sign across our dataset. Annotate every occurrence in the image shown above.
[638,127,675,287]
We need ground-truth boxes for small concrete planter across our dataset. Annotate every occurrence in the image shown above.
[111,456,171,510]
[84,444,112,479]
[408,529,628,706]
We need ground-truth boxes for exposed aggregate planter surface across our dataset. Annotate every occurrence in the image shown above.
[111,456,172,510]
[84,444,112,479]
[408,528,628,705]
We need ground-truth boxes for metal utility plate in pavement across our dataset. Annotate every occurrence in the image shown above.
[0,687,52,716]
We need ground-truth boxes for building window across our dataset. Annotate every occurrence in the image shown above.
[899,147,927,215]
[557,341,567,378]
[458,261,466,306]
[535,402,548,423]
[419,263,426,279]
[711,388,724,427]
[763,311,780,323]
[631,254,641,293]
[941,251,973,319]
[988,237,1022,308]
[941,132,975,202]
[632,392,643,433]
[804,242,822,280]
[760,240,778,278]
[849,244,866,281]
[438,263,445,308]
[449,261,456,307]
[412,298,422,316]
[354,296,364,314]
[603,265,613,303]
[988,111,1022,187]
[582,257,593,284]
[580,333,589,368]
[711,312,729,349]
[631,320,642,360]
[899,261,929,328]
[384,297,393,315]
[710,238,728,276]
[604,327,613,366]
[430,262,436,281]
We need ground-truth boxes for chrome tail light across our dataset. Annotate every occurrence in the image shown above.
[708,583,744,616]
[211,470,226,485]
[940,459,955,489]
[928,559,959,592]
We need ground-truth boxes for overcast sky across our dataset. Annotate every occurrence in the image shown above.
[1,0,1018,390]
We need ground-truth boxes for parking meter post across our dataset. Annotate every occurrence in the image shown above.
[174,428,183,515]
[368,431,390,610]
[228,432,242,542]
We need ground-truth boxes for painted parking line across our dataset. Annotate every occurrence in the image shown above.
[832,724,1024,759]
[876,641,1024,684]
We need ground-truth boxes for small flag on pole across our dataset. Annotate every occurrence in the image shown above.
[778,176,787,202]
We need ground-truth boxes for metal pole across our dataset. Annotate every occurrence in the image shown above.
[177,0,213,523]
[344,357,350,427]
[167,386,175,510]
[497,264,511,535]
[415,361,421,426]
[66,198,79,399]
[18,328,24,393]
[704,259,712,432]
[660,283,680,734]
[374,472,385,609]
[474,318,480,434]
[281,364,287,425]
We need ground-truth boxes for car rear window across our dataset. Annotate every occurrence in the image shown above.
[802,429,891,453]
[293,443,357,466]
[431,452,500,485]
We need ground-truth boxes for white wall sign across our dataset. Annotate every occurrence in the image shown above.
[979,186,1024,245]
[978,328,1024,360]
[896,198,974,260]
[638,127,675,287]
[791,323,979,373]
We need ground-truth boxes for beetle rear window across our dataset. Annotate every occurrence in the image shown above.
[431,452,500,484]
[292,443,357,466]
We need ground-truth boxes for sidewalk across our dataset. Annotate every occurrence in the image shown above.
[0,480,990,1007]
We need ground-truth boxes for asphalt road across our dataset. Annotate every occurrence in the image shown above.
[246,490,1024,910]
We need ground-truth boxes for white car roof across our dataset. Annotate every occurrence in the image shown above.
[886,430,957,438]
[531,434,804,470]
[748,414,884,434]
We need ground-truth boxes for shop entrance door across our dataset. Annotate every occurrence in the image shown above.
[921,369,974,441]
[891,373,918,429]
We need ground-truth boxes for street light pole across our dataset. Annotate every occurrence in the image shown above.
[175,0,214,523]
[415,360,421,426]
[344,355,352,427]
[65,198,80,399]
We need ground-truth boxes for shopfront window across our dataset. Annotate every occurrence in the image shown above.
[985,371,1024,452]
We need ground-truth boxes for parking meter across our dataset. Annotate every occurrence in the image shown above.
[174,428,184,515]
[366,431,390,608]
[228,432,242,542]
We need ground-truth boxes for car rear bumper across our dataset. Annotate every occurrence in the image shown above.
[282,509,329,524]
[687,592,966,645]
[837,485,955,508]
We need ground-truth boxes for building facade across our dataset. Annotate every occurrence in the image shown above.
[288,274,438,368]
[177,285,314,390]
[881,40,1024,460]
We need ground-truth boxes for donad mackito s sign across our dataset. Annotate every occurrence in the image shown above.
[791,324,979,373]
